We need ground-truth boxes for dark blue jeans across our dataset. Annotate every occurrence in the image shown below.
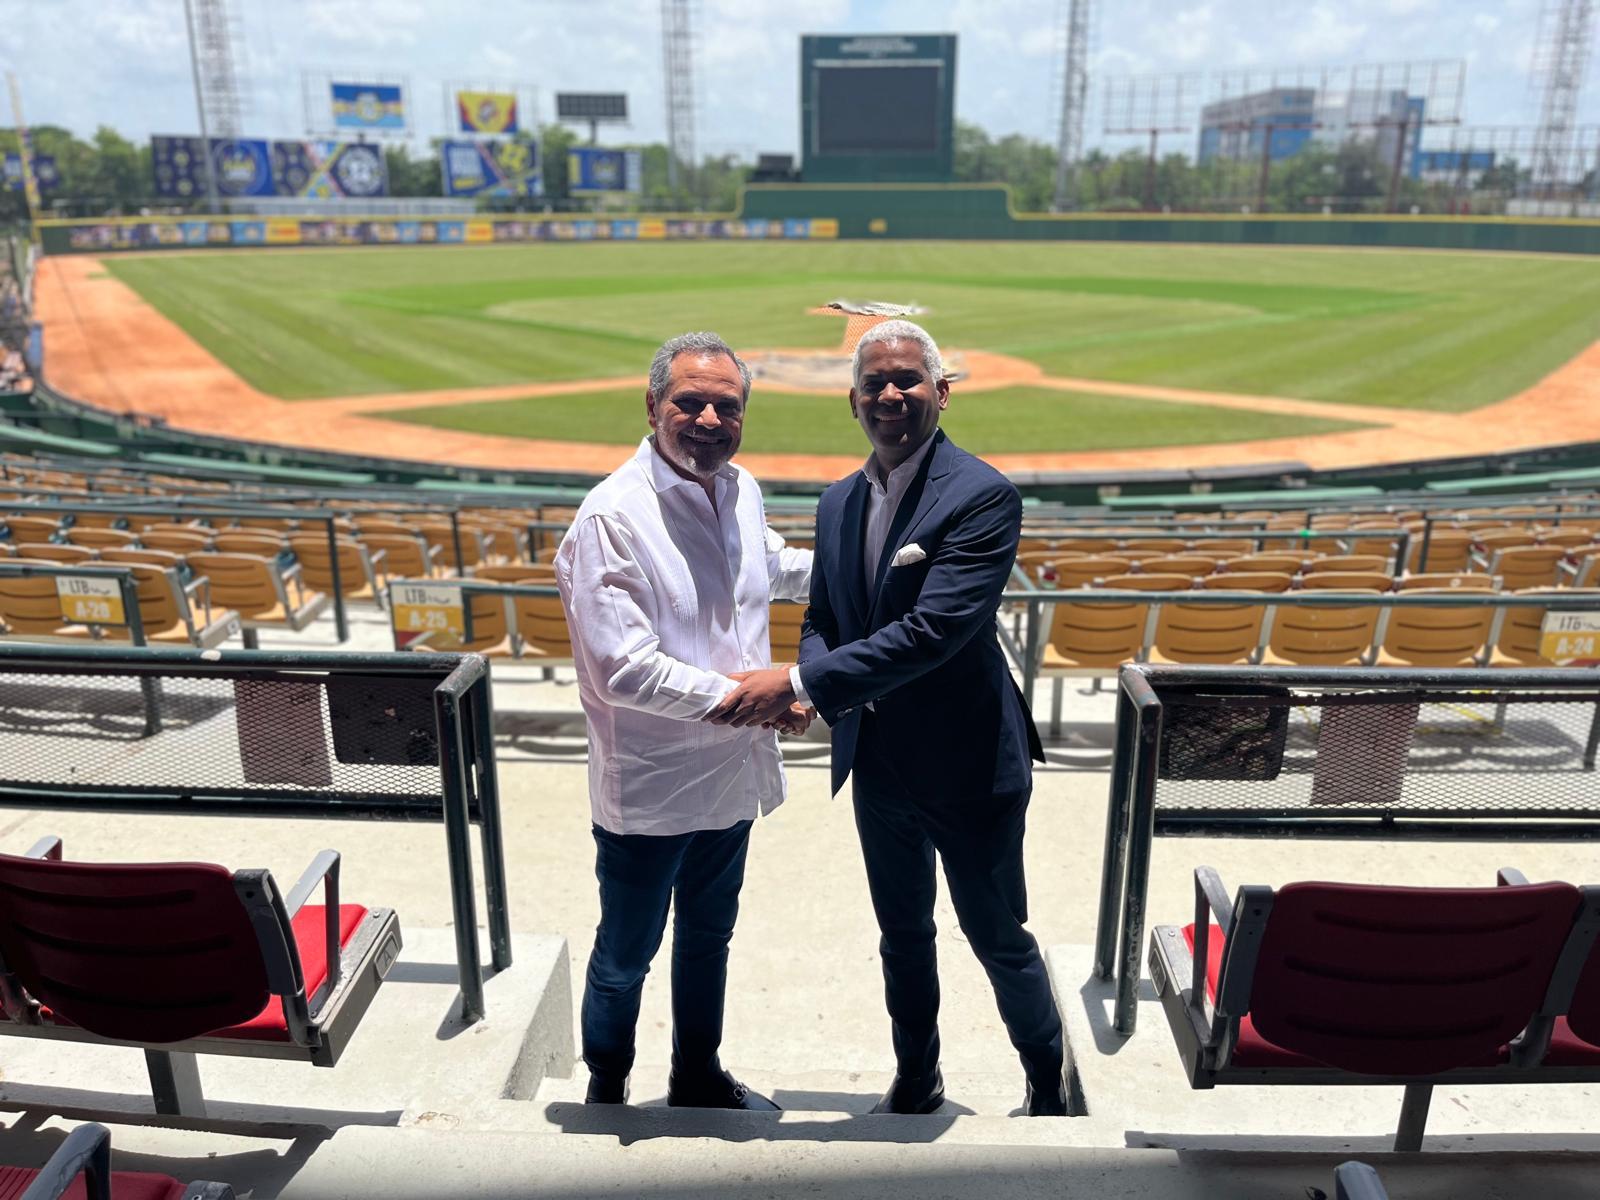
[851,716,1064,1088]
[581,819,753,1084]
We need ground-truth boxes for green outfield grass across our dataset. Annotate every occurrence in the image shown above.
[378,385,1370,456]
[104,242,1600,426]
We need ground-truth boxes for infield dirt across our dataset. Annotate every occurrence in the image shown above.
[36,254,1600,483]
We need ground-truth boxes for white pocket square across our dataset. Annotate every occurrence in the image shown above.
[891,543,927,567]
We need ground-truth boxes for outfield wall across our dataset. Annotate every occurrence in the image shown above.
[36,184,1600,255]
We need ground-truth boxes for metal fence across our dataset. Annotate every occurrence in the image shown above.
[1095,663,1600,1035]
[0,643,510,1021]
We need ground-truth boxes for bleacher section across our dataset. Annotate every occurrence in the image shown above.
[0,444,1596,1195]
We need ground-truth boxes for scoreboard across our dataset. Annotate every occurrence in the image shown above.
[800,35,956,183]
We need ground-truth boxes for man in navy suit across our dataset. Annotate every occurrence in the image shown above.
[707,319,1066,1116]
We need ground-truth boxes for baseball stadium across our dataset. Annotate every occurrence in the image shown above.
[1,4,1600,1198]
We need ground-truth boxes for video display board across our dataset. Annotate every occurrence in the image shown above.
[801,34,956,183]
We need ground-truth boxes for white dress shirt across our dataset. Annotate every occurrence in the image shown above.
[790,433,936,707]
[555,437,813,837]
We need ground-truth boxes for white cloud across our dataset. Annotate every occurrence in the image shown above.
[5,0,1594,158]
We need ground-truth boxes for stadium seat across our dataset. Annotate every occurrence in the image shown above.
[1222,553,1305,575]
[1298,570,1395,591]
[1491,588,1600,666]
[0,573,94,641]
[418,523,484,573]
[15,542,94,563]
[511,592,576,669]
[0,835,401,1116]
[1304,554,1389,575]
[472,563,556,585]
[187,552,330,648]
[1199,571,1293,593]
[1262,588,1384,666]
[1408,531,1475,573]
[1378,588,1497,667]
[1487,546,1568,590]
[769,601,805,662]
[3,515,60,542]
[1398,572,1494,590]
[287,534,388,606]
[1121,538,1189,555]
[0,1122,235,1200]
[212,531,287,557]
[396,586,513,656]
[1148,866,1600,1149]
[1039,555,1132,589]
[359,533,442,580]
[63,527,136,550]
[139,530,211,555]
[1037,574,1191,733]
[94,562,239,648]
[1150,586,1279,665]
[1133,555,1219,579]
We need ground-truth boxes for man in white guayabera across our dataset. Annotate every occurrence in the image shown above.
[555,331,813,1110]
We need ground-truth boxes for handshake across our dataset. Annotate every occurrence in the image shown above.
[705,666,814,736]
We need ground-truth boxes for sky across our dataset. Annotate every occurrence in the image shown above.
[2,0,1594,160]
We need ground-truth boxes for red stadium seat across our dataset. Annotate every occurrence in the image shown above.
[0,1123,234,1199]
[1148,866,1600,1149]
[0,836,401,1116]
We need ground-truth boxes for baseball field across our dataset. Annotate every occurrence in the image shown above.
[92,240,1600,459]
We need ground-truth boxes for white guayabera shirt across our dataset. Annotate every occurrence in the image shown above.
[555,437,813,837]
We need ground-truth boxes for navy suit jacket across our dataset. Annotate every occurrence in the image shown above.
[798,429,1045,800]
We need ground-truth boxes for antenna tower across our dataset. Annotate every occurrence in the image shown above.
[1052,0,1092,211]
[1531,0,1596,192]
[661,0,697,198]
[182,0,246,212]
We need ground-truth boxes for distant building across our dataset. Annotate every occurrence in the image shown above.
[1199,86,1427,176]
[1313,90,1425,175]
[1413,149,1496,184]
[1197,88,1318,166]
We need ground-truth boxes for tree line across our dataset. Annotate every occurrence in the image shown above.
[0,119,1542,222]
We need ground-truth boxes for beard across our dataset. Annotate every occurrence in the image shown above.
[654,422,736,480]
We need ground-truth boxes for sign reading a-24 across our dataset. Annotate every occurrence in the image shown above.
[1539,611,1600,666]
[56,575,126,626]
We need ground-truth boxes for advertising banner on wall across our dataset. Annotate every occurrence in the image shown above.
[271,141,389,198]
[152,136,275,198]
[456,91,518,135]
[152,137,387,199]
[330,82,406,131]
[441,138,541,197]
[566,147,641,193]
[51,215,842,253]
[3,153,57,192]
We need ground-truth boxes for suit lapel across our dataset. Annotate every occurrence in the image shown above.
[837,473,870,634]
[867,431,950,628]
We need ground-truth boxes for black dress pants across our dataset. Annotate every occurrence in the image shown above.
[851,712,1064,1087]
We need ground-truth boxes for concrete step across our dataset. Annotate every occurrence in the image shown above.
[531,1064,1034,1116]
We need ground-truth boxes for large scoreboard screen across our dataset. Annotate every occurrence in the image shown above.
[815,65,942,154]
[801,35,956,182]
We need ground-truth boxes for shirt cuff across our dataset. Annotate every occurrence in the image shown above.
[789,664,811,707]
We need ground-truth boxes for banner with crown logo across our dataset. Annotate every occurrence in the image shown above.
[456,91,518,136]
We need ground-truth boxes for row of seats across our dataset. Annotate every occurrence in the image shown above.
[0,547,325,648]
[1036,578,1599,678]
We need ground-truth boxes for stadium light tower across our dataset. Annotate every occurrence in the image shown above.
[661,0,697,199]
[1531,0,1597,194]
[1052,0,1092,211]
[182,0,246,212]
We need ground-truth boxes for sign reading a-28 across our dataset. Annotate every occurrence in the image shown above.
[56,575,126,626]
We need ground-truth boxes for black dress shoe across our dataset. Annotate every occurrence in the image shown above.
[870,1068,946,1115]
[1024,1076,1069,1116]
[666,1067,780,1111]
[585,1073,629,1105]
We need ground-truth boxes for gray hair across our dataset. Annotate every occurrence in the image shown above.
[648,331,752,402]
[852,319,943,386]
